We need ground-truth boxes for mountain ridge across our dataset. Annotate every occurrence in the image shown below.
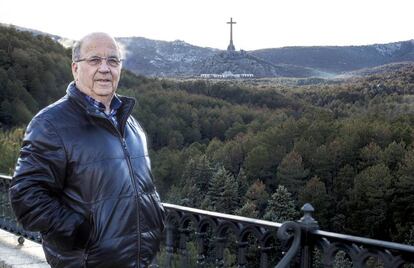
[2,23,413,78]
[117,36,414,78]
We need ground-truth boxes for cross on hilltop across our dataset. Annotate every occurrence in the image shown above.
[227,17,236,51]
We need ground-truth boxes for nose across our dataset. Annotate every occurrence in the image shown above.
[97,60,111,72]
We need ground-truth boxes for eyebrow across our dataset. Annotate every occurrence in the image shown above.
[89,55,120,58]
[83,54,121,59]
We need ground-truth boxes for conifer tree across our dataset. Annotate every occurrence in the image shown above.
[332,165,355,232]
[217,171,239,213]
[244,145,275,180]
[299,176,330,228]
[244,180,269,215]
[201,166,239,213]
[310,145,335,189]
[235,201,259,218]
[358,142,382,170]
[264,185,298,222]
[277,151,309,196]
[181,155,214,207]
[381,141,406,171]
[393,150,414,240]
[179,157,198,203]
[348,164,393,239]
[333,164,355,204]
[195,155,214,192]
[236,167,249,198]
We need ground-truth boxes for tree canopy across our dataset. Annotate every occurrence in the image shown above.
[2,25,414,243]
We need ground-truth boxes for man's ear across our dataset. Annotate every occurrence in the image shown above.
[72,62,78,81]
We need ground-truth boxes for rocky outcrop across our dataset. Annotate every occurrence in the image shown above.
[195,51,317,77]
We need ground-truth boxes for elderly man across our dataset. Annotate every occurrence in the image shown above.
[9,32,165,268]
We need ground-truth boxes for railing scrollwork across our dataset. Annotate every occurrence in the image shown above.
[0,174,413,267]
[275,221,301,268]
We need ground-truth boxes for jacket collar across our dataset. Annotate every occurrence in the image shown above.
[66,81,136,118]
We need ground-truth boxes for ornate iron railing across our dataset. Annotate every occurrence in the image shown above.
[0,174,41,243]
[161,203,414,268]
[1,174,414,267]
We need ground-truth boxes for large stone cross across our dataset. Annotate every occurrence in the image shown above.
[227,17,236,51]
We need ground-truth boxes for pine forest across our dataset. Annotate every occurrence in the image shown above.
[1,26,414,246]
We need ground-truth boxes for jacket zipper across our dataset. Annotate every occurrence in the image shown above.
[120,136,141,268]
[91,110,141,268]
[82,213,95,267]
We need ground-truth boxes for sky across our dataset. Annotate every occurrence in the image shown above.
[1,0,413,50]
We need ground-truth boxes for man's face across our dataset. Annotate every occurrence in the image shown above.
[72,34,122,101]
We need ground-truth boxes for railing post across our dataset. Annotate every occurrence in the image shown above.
[178,227,190,267]
[215,236,226,267]
[298,203,319,268]
[0,182,5,229]
[195,231,207,267]
[165,221,175,268]
[236,240,248,268]
[0,184,5,229]
[4,181,13,231]
[259,245,271,268]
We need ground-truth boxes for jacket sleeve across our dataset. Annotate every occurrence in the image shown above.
[9,116,87,249]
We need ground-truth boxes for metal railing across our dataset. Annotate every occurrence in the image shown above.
[0,174,41,243]
[1,174,414,267]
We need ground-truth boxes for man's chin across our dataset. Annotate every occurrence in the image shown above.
[93,87,115,96]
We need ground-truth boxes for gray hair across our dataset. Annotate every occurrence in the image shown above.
[72,40,82,62]
[71,33,122,62]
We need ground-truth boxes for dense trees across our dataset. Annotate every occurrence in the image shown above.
[0,26,71,127]
[0,128,24,174]
[1,25,414,244]
[126,67,414,243]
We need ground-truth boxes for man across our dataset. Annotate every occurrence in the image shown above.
[9,32,165,268]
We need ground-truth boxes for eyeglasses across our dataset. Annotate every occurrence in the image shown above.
[75,56,123,67]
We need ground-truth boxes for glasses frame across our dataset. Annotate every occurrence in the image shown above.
[74,56,123,68]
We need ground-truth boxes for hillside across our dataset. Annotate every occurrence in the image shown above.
[117,37,217,77]
[338,61,414,78]
[0,26,72,127]
[251,40,414,73]
[2,23,414,78]
[117,38,414,78]
[1,24,414,244]
[194,50,319,77]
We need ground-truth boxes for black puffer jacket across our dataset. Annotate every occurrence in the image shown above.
[10,82,165,268]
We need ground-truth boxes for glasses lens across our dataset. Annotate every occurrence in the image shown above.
[107,57,121,67]
[86,57,102,66]
[81,56,121,67]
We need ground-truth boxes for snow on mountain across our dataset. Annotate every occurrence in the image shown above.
[374,43,402,56]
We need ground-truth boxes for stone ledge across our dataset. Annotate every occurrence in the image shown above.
[0,229,49,268]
